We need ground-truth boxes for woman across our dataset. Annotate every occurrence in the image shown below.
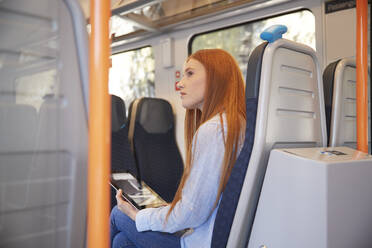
[110,49,246,248]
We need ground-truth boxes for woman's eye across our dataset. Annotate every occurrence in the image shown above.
[187,71,193,76]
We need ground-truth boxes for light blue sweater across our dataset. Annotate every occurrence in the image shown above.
[136,114,241,248]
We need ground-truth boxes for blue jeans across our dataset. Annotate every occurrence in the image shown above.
[110,206,181,248]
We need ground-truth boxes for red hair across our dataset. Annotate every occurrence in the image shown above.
[166,49,246,221]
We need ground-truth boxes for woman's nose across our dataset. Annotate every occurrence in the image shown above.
[176,79,184,91]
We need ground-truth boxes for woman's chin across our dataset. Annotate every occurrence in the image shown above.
[181,100,203,110]
[182,104,195,110]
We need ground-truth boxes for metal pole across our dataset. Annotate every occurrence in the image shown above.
[87,0,111,247]
[356,0,369,153]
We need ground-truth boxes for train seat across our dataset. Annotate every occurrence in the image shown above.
[111,95,126,133]
[211,25,327,248]
[110,95,139,208]
[128,97,183,203]
[111,95,138,175]
[323,57,371,151]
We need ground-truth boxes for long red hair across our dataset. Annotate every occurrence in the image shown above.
[166,49,246,221]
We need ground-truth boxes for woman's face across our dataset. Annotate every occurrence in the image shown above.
[177,58,207,110]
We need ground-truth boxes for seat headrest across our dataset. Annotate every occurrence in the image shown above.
[111,95,126,132]
[136,98,173,134]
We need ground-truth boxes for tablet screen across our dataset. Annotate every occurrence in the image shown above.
[111,173,166,209]
[109,181,141,210]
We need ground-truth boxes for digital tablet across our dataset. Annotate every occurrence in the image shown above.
[109,181,141,210]
[110,173,166,210]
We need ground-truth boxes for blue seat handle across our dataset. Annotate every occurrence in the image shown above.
[260,25,288,43]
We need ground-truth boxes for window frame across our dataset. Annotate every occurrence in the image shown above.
[187,8,315,55]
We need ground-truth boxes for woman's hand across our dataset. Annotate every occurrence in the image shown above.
[116,189,139,221]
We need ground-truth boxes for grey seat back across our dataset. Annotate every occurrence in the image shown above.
[212,36,327,248]
[0,0,88,247]
[323,58,371,151]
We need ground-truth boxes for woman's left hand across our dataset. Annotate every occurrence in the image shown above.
[116,189,139,221]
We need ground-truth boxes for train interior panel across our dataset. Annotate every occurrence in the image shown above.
[0,0,371,247]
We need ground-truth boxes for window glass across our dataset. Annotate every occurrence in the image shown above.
[191,10,315,79]
[109,46,155,110]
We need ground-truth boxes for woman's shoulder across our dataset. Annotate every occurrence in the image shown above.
[192,114,226,153]
[195,113,226,139]
[201,113,225,128]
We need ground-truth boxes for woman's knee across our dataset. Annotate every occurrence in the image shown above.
[111,206,133,221]
[110,206,136,233]
[110,206,118,226]
[112,232,136,248]
[111,206,119,219]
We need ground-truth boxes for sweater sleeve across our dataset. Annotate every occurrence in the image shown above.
[135,121,226,233]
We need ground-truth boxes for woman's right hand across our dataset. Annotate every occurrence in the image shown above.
[116,189,139,221]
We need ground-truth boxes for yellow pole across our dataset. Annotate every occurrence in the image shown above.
[87,0,111,247]
[356,0,369,153]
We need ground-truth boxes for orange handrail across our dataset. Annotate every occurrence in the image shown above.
[356,0,368,153]
[87,0,111,247]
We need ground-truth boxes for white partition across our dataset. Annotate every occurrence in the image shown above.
[0,0,88,247]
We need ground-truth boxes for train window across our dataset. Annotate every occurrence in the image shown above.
[190,10,315,79]
[15,69,57,111]
[109,46,155,109]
